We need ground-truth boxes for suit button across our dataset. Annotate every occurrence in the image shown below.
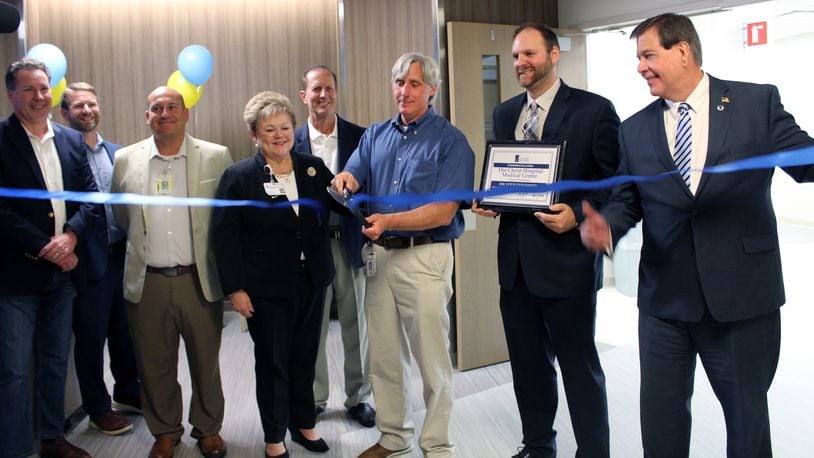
[690,208,698,216]
[48,212,54,218]
[296,232,302,239]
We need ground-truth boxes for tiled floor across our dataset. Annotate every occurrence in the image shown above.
[63,223,814,457]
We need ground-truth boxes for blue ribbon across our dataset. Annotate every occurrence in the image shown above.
[2,145,813,210]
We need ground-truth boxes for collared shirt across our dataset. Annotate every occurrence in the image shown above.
[87,133,126,244]
[145,137,194,267]
[344,106,475,241]
[514,78,561,140]
[307,115,340,174]
[23,120,65,235]
[663,72,710,194]
[307,115,340,226]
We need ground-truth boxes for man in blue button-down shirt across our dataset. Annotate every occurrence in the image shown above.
[334,52,475,458]
[60,83,141,437]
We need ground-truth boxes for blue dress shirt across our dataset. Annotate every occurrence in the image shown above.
[344,107,475,241]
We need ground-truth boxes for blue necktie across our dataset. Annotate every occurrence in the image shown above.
[523,102,539,141]
[674,103,692,187]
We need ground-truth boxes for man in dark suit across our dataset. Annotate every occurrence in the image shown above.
[580,13,814,457]
[0,58,100,458]
[294,65,375,427]
[60,82,141,436]
[472,23,620,458]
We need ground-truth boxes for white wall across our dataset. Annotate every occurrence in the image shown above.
[559,0,764,30]
[584,0,814,225]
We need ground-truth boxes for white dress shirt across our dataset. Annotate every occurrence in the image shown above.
[663,72,710,195]
[23,120,65,235]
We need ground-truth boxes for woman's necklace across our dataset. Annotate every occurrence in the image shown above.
[270,160,294,183]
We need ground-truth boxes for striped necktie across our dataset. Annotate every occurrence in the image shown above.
[523,102,539,141]
[674,102,692,187]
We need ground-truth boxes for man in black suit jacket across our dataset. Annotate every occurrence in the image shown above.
[580,14,814,457]
[0,58,100,458]
[60,82,140,436]
[473,23,620,458]
[294,66,375,427]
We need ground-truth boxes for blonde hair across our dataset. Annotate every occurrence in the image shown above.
[243,91,296,133]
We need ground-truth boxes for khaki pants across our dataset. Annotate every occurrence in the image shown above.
[365,242,454,457]
[314,238,371,409]
[126,271,225,439]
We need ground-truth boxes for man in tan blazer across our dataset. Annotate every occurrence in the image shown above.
[111,86,232,458]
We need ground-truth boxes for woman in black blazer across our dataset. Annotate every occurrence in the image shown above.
[212,91,343,458]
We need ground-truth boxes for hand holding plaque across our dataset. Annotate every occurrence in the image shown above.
[477,141,566,213]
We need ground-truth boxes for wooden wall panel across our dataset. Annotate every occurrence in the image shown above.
[443,0,558,26]
[342,0,436,127]
[24,0,338,161]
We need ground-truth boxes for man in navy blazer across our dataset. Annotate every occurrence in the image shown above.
[0,58,100,458]
[60,82,141,436]
[580,14,814,457]
[473,23,620,458]
[294,65,375,427]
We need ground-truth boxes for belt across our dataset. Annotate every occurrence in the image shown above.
[146,264,195,277]
[329,226,342,239]
[373,235,440,250]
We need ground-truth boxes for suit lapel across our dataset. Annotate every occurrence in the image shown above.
[699,76,733,195]
[336,117,352,166]
[542,81,570,141]
[7,115,47,189]
[52,124,74,188]
[135,140,151,226]
[186,134,200,198]
[295,125,312,154]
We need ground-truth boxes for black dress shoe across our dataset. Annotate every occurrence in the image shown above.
[348,402,376,427]
[266,442,289,458]
[289,428,329,453]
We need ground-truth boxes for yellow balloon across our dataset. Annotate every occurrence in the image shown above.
[51,77,67,108]
[167,70,203,108]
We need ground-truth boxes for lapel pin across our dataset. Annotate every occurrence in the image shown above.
[717,105,725,111]
[307,166,316,177]
[721,96,730,103]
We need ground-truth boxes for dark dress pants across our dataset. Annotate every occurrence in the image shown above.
[247,261,324,443]
[500,266,609,458]
[73,242,139,418]
[639,308,780,458]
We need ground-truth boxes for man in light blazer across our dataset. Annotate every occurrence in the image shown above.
[472,23,619,458]
[111,86,232,458]
[294,65,375,427]
[580,13,814,457]
[1,58,100,458]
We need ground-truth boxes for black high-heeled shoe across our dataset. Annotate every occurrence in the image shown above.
[289,428,329,453]
[265,442,289,458]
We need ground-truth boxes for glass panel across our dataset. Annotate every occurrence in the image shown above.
[481,55,500,141]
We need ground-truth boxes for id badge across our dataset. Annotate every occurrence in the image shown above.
[154,173,172,195]
[365,243,376,277]
[264,182,286,197]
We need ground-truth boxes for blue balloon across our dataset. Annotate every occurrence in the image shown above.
[26,43,67,87]
[177,45,214,86]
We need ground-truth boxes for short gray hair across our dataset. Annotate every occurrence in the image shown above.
[243,91,296,133]
[391,52,441,102]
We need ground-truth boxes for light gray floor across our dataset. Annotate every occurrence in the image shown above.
[64,223,814,457]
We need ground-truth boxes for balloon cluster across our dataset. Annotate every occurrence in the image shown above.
[167,45,214,108]
[25,43,67,107]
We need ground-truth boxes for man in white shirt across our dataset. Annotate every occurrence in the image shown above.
[0,58,100,458]
[294,65,375,427]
